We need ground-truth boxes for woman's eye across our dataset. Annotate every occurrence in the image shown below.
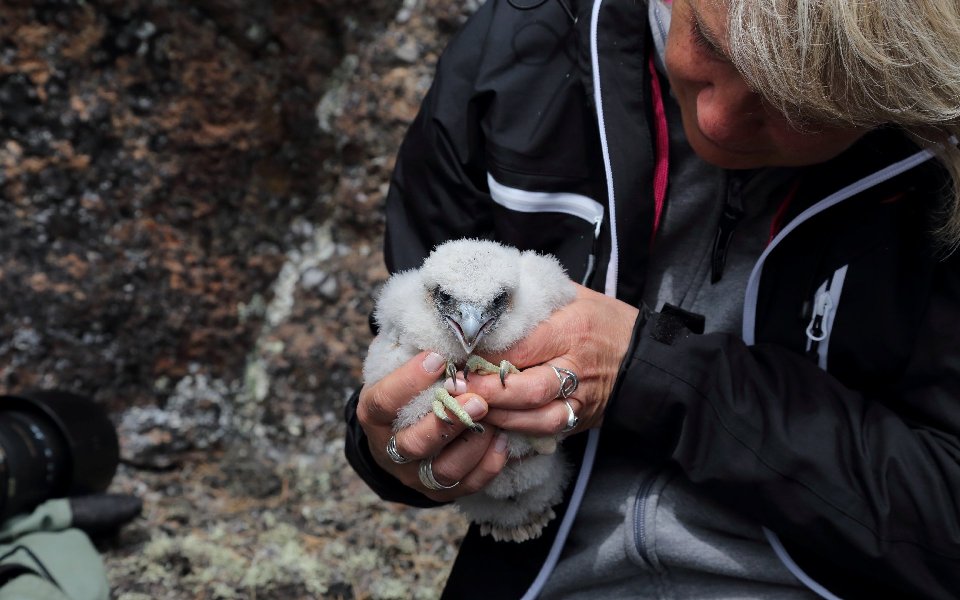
[690,20,724,59]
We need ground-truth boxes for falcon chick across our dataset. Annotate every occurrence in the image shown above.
[363,238,577,542]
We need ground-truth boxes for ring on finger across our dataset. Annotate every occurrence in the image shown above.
[385,434,411,464]
[419,457,460,491]
[561,398,579,433]
[550,365,579,399]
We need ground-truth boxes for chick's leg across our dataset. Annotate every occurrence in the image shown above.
[433,387,484,433]
[464,355,519,387]
[463,357,557,457]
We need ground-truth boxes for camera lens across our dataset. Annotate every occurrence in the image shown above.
[0,411,70,519]
[0,391,119,521]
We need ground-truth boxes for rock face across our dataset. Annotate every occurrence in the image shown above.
[0,0,480,597]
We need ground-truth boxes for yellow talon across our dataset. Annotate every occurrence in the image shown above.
[433,387,484,433]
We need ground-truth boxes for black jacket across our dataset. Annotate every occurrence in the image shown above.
[345,1,960,598]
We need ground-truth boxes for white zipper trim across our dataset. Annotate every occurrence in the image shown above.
[763,528,844,600]
[591,0,618,298]
[805,265,848,370]
[519,429,600,600]
[743,146,936,345]
[520,2,611,597]
[487,173,604,236]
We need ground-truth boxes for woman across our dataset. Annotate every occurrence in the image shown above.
[345,0,960,597]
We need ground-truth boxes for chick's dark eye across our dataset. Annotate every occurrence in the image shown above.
[435,288,452,304]
[493,291,508,307]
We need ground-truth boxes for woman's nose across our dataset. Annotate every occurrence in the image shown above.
[695,74,765,143]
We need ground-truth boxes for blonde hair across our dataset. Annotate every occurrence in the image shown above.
[725,0,960,249]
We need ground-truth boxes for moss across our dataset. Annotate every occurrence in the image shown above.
[369,577,412,600]
[237,293,267,323]
[241,356,271,405]
[240,523,329,596]
[343,547,379,573]
[111,523,342,598]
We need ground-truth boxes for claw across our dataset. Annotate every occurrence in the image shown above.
[433,387,484,433]
[499,359,520,387]
[445,360,458,388]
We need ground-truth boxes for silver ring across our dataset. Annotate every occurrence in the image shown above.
[385,434,411,464]
[550,365,579,399]
[419,457,460,491]
[561,399,579,433]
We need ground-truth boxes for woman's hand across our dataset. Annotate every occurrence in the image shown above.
[446,284,639,436]
[355,350,511,501]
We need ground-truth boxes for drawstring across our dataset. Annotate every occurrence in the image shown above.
[648,53,670,249]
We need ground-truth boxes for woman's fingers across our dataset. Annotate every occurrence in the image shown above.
[456,430,511,495]
[421,428,511,499]
[357,350,449,427]
[390,410,512,501]
[483,398,583,436]
[356,348,517,500]
[443,284,638,435]
[446,364,567,410]
[358,350,498,489]
[390,393,489,460]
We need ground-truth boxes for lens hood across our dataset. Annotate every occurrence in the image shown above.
[0,391,119,494]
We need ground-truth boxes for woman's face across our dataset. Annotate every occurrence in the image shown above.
[664,0,865,169]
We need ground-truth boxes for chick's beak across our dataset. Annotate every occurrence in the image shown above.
[446,302,492,354]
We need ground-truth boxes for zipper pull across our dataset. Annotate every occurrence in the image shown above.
[805,291,833,342]
[711,175,745,284]
[581,216,603,286]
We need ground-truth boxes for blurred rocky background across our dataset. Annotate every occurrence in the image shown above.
[0,0,480,597]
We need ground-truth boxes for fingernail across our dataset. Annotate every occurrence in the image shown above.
[464,397,486,418]
[494,431,509,454]
[422,352,445,373]
[444,376,467,394]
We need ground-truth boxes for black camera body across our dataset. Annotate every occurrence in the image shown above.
[0,391,119,522]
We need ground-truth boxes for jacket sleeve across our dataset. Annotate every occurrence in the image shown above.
[606,267,960,598]
[343,4,499,505]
